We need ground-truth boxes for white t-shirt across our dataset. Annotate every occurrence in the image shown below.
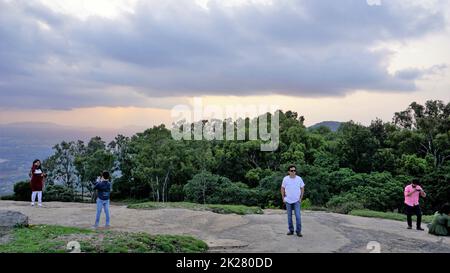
[281,175,305,204]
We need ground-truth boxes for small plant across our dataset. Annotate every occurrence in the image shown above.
[301,198,312,210]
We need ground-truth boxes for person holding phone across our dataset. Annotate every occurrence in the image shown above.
[29,159,46,207]
[92,171,111,229]
[404,178,426,230]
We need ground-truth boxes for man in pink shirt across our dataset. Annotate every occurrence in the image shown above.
[404,179,427,230]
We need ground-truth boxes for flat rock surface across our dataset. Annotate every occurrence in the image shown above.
[1,201,449,253]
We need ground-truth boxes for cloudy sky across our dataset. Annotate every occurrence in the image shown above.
[0,0,449,128]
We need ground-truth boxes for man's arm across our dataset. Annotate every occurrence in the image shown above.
[419,189,426,198]
[281,187,286,202]
[405,188,415,197]
[300,187,305,201]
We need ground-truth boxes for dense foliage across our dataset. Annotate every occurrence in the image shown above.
[11,100,450,214]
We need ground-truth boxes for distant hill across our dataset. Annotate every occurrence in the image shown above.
[308,121,342,132]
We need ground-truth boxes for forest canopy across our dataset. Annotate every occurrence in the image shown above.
[11,100,450,215]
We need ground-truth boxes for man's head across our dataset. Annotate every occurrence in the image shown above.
[287,165,297,177]
[102,171,110,180]
[411,178,420,187]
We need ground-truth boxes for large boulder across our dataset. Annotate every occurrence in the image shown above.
[0,211,28,228]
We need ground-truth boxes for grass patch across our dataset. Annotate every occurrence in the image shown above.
[349,209,434,223]
[0,225,92,253]
[111,198,151,206]
[127,202,264,215]
[0,225,207,253]
[79,232,207,253]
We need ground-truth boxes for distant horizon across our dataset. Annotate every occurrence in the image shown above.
[0,104,416,130]
[0,114,375,129]
[1,1,449,130]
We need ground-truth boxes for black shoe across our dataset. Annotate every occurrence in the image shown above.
[286,231,294,235]
[296,233,303,237]
[407,226,412,229]
[417,227,424,231]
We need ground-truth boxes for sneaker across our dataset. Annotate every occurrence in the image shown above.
[38,204,43,207]
[31,203,35,207]
[286,231,294,235]
[417,227,424,231]
[296,233,303,237]
[91,225,99,230]
[407,226,412,229]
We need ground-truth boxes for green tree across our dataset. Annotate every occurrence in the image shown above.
[336,121,379,173]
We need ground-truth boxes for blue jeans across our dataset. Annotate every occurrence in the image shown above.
[286,201,302,233]
[95,198,110,227]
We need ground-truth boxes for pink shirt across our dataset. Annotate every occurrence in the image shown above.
[404,184,422,206]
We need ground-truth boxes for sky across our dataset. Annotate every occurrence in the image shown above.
[0,0,449,129]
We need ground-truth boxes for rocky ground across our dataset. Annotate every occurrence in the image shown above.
[1,201,449,253]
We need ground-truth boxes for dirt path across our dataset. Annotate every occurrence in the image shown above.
[1,201,449,253]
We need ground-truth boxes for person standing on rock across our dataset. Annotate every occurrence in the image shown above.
[29,159,46,207]
[281,165,305,237]
[404,178,426,231]
[92,171,111,229]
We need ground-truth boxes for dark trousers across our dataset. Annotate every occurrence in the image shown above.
[405,205,422,228]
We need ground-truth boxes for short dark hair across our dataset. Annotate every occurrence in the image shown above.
[438,203,450,215]
[102,171,110,180]
[287,165,296,171]
[411,178,420,185]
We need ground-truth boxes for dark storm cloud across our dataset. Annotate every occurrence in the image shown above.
[0,0,447,109]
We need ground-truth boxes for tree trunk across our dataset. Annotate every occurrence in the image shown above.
[162,171,170,203]
[202,177,206,205]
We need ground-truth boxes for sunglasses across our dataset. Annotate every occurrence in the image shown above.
[289,169,296,172]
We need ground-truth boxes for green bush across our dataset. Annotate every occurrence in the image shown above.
[211,182,263,207]
[13,181,32,201]
[0,195,15,200]
[184,171,227,204]
[184,172,263,206]
[257,172,284,208]
[11,181,76,202]
[168,184,185,202]
[43,185,75,202]
[326,193,364,214]
[301,198,312,210]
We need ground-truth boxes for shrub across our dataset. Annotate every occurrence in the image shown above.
[214,182,263,206]
[326,193,364,214]
[13,181,32,201]
[257,172,285,208]
[301,198,312,210]
[183,171,230,204]
[184,172,263,206]
[0,195,15,200]
[11,181,76,202]
[168,184,185,202]
[43,185,75,202]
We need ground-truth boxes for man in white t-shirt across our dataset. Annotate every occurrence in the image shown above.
[281,165,305,237]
